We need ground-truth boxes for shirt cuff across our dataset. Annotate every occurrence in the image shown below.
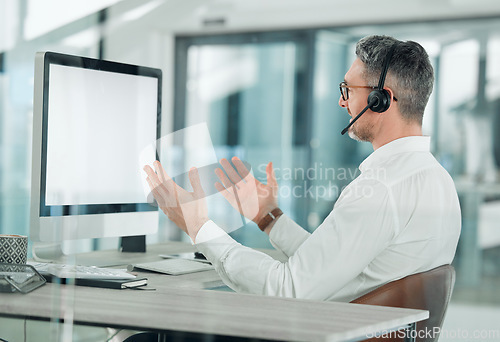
[268,214,285,241]
[194,220,228,244]
[194,220,240,266]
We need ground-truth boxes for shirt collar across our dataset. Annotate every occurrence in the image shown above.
[359,136,431,172]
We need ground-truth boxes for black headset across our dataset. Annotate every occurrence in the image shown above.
[341,43,398,135]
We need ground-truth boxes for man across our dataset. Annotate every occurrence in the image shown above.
[144,35,461,302]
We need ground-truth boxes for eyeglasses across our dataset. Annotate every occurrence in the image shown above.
[339,81,397,102]
[339,81,377,101]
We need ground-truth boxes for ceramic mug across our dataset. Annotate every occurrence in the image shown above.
[0,235,28,264]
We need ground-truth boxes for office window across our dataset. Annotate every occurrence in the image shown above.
[309,31,372,228]
[176,33,314,247]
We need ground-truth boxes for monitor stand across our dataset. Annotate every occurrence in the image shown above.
[32,236,148,267]
[31,242,65,263]
[120,235,146,252]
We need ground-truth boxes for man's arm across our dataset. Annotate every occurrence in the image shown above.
[215,157,311,256]
[144,160,396,300]
[195,179,396,300]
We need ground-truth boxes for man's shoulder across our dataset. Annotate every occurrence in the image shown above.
[336,176,389,207]
[364,150,447,186]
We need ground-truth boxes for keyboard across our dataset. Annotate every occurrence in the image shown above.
[30,262,136,280]
[129,258,214,276]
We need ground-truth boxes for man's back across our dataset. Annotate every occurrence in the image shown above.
[332,136,461,301]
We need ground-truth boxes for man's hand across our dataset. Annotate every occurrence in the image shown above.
[215,157,279,225]
[144,161,208,242]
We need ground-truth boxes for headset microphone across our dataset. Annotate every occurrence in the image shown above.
[341,97,378,135]
[341,43,398,135]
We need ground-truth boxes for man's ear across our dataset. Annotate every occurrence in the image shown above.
[384,87,397,109]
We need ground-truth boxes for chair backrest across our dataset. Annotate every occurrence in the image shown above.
[351,265,455,342]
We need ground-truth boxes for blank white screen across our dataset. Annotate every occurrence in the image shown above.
[45,64,157,206]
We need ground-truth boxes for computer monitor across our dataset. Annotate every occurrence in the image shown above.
[30,51,161,263]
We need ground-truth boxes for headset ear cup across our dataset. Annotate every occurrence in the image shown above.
[368,89,391,113]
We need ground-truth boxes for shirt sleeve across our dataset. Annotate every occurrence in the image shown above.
[195,178,397,300]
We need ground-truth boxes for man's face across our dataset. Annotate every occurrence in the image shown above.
[338,58,375,142]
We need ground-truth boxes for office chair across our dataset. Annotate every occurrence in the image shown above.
[351,264,455,342]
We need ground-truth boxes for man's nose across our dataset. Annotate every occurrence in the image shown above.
[339,95,347,108]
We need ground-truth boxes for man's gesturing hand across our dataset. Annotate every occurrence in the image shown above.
[144,161,208,242]
[215,157,279,225]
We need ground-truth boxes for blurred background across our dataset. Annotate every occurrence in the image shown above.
[1,0,500,340]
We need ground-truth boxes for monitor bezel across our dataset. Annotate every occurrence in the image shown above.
[38,52,161,217]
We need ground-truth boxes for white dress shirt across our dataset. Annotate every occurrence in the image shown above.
[195,136,461,302]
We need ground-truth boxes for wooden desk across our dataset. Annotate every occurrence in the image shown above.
[0,242,428,341]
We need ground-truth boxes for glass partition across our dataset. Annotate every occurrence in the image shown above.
[1,1,500,339]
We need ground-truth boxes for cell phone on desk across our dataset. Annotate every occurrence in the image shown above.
[159,252,211,264]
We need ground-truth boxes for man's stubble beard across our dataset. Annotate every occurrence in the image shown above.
[348,120,374,142]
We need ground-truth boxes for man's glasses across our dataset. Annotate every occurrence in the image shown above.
[339,81,397,102]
